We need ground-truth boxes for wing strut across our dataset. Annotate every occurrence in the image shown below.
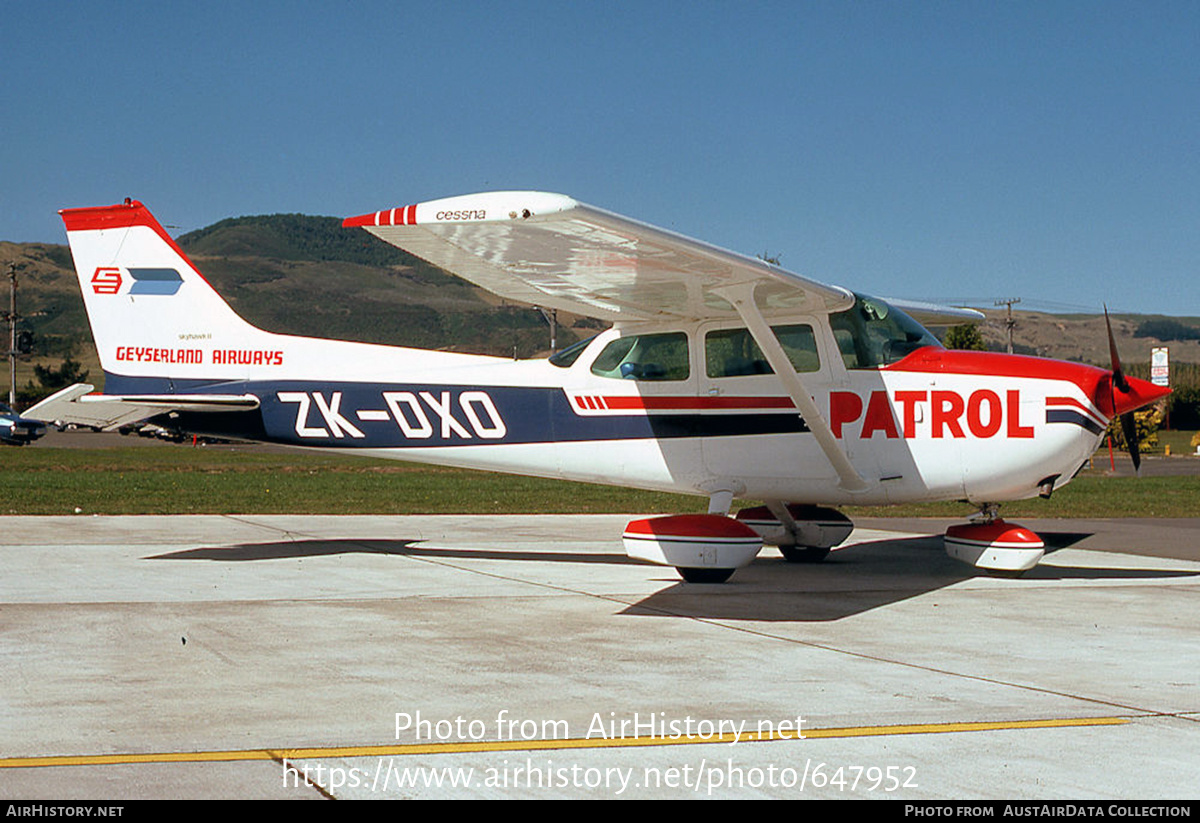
[714,283,871,493]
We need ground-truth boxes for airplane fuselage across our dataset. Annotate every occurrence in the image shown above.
[109,320,1108,507]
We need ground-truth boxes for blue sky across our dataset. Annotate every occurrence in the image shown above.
[3,2,1197,314]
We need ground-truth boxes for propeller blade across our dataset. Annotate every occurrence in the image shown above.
[1104,306,1130,393]
[1105,305,1144,474]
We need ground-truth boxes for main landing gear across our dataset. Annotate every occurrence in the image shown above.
[735,503,853,564]
[621,500,855,584]
[622,514,761,584]
[943,505,1045,576]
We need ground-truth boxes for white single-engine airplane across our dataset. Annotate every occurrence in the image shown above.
[30,192,1169,582]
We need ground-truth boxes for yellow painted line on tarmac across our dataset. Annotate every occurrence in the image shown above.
[0,715,1129,769]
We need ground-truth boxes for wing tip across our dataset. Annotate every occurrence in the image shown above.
[343,204,418,229]
[343,192,580,230]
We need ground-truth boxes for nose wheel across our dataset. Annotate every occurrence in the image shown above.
[676,567,736,584]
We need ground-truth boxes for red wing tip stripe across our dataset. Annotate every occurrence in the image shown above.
[342,204,419,228]
[342,213,375,228]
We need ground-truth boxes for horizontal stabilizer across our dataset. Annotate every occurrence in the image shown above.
[24,383,259,431]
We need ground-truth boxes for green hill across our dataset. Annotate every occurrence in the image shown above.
[174,214,571,353]
[177,214,448,273]
[0,242,92,361]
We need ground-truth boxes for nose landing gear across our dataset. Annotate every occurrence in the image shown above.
[944,505,1044,576]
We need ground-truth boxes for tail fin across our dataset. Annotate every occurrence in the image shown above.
[60,200,284,385]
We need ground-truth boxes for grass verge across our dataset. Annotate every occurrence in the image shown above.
[3,445,702,516]
[4,442,1199,518]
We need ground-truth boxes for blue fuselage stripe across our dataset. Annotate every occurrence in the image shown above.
[105,373,810,448]
[1045,409,1105,435]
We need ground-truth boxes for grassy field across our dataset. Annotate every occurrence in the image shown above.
[2,444,703,516]
[3,440,1199,518]
[1157,428,1198,457]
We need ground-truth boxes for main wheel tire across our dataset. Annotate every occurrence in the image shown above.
[778,545,831,563]
[986,568,1026,579]
[677,567,735,584]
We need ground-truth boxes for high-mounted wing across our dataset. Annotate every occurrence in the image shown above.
[345,192,855,322]
[345,192,986,494]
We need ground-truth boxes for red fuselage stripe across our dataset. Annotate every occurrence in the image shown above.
[586,396,796,411]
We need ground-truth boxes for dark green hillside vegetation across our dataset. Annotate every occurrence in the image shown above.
[0,243,91,359]
[188,253,569,355]
[179,214,576,356]
[1133,317,1200,343]
[178,214,440,271]
[203,258,566,353]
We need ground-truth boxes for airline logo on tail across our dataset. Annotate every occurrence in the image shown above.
[90,266,184,296]
[90,267,122,294]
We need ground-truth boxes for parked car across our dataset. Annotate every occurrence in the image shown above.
[0,403,48,445]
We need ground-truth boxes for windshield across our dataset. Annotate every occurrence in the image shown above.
[548,334,599,368]
[828,293,941,369]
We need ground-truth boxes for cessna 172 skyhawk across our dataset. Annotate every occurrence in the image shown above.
[30,192,1169,582]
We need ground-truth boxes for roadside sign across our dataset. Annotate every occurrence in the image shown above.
[1151,347,1169,387]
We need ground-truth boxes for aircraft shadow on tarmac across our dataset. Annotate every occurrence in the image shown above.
[625,532,1200,622]
[146,532,1197,623]
[145,539,645,565]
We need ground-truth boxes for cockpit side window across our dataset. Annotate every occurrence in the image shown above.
[705,325,820,377]
[828,293,941,369]
[590,332,690,381]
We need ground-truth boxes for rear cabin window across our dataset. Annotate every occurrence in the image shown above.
[705,325,820,378]
[590,332,690,381]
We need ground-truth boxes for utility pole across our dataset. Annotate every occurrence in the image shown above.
[994,297,1021,354]
[5,263,18,409]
